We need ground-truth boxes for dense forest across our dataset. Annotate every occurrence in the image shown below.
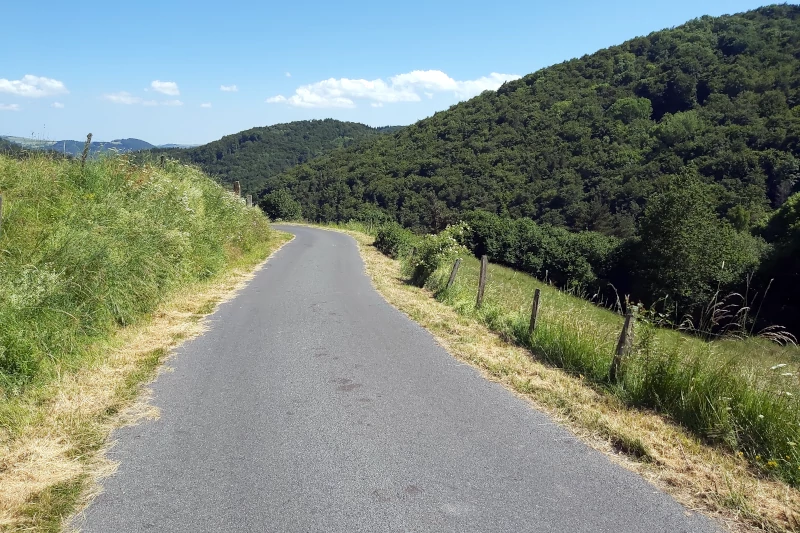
[261,5,800,334]
[152,120,402,195]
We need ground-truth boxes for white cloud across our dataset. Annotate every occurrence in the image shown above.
[51,102,65,108]
[0,75,68,98]
[151,80,180,96]
[220,84,238,92]
[200,102,212,108]
[266,69,520,109]
[0,103,21,111]
[285,72,292,78]
[104,91,142,105]
[104,92,183,107]
[371,102,383,108]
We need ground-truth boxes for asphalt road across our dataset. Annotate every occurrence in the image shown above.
[75,225,718,532]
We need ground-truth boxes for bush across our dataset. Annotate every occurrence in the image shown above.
[462,210,621,289]
[374,222,416,259]
[407,223,468,287]
[259,189,302,221]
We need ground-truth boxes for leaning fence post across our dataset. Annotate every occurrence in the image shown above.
[528,288,541,335]
[609,306,637,382]
[233,181,241,196]
[446,258,462,289]
[159,155,165,168]
[246,194,252,207]
[476,255,488,309]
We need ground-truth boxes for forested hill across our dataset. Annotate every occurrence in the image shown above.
[152,120,402,195]
[0,138,21,154]
[266,5,800,234]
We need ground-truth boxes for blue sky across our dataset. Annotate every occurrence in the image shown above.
[0,0,773,145]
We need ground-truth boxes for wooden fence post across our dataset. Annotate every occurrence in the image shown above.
[528,288,541,335]
[80,133,92,168]
[233,181,241,196]
[476,255,488,308]
[609,306,636,382]
[246,194,252,207]
[446,258,461,289]
[159,155,165,168]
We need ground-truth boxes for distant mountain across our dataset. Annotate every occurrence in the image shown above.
[1,136,159,156]
[151,120,403,195]
[157,143,200,149]
[0,137,23,154]
[49,138,154,156]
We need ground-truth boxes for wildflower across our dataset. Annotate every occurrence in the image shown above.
[782,372,794,377]
[756,455,762,460]
[771,364,788,370]
[766,460,778,469]
[789,442,797,447]
[758,414,765,419]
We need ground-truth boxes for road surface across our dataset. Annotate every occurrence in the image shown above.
[75,225,717,532]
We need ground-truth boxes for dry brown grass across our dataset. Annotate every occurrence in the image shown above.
[0,232,293,532]
[333,226,800,533]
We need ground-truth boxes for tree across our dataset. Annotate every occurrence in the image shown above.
[259,189,302,221]
[632,175,764,312]
[758,192,800,333]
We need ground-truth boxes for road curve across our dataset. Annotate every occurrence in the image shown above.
[75,225,718,532]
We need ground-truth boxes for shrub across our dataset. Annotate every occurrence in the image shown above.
[374,222,416,259]
[407,223,468,287]
[462,210,621,289]
[259,189,302,221]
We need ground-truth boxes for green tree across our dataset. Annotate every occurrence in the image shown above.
[758,192,800,334]
[259,189,302,221]
[633,176,764,311]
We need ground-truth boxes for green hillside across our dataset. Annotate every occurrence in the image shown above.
[264,5,800,334]
[268,5,800,234]
[152,119,402,195]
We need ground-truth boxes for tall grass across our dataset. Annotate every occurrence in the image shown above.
[399,240,800,487]
[0,153,272,394]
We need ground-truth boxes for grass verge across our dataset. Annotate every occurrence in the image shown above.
[0,153,292,531]
[321,223,800,533]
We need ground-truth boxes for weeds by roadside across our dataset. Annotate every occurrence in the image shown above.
[0,152,287,531]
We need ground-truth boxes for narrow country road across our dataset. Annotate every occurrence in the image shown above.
[75,226,718,532]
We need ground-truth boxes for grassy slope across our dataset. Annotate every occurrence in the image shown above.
[0,154,289,530]
[324,222,800,532]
